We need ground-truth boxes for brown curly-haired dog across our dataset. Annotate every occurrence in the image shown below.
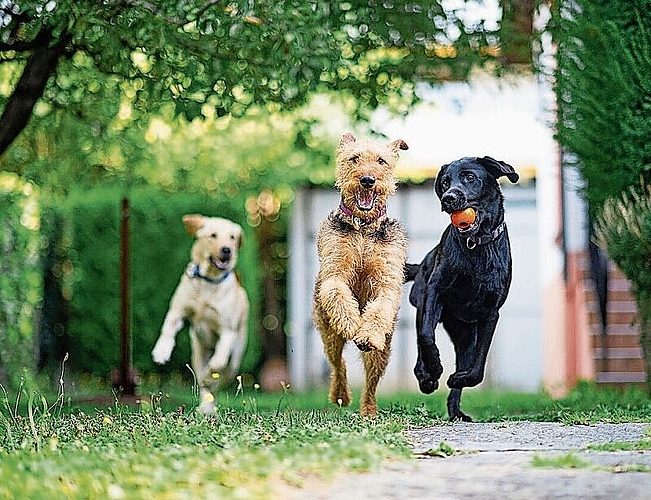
[312,132,409,417]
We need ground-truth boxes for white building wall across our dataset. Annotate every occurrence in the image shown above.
[287,183,541,393]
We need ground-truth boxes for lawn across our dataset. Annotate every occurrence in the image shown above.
[1,378,650,499]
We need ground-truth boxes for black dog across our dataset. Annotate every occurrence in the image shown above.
[405,156,519,421]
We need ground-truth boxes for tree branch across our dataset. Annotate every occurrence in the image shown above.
[0,31,68,157]
[0,39,51,52]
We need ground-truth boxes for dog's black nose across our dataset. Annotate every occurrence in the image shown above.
[441,191,458,205]
[441,189,466,211]
[359,176,376,189]
[220,247,231,259]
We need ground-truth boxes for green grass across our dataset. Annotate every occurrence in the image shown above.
[532,452,592,470]
[1,379,650,499]
[587,429,651,452]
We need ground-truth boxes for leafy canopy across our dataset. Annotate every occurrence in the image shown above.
[1,0,500,130]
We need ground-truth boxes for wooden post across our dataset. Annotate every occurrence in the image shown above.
[112,197,137,396]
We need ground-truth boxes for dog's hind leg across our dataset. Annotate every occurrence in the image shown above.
[445,317,480,421]
[447,313,498,390]
[447,388,471,422]
[320,326,352,408]
[360,339,391,417]
[189,328,216,414]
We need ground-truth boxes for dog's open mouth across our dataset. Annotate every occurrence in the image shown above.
[355,189,378,211]
[210,255,231,271]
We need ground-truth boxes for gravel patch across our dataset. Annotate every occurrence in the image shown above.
[282,422,651,500]
[407,421,651,452]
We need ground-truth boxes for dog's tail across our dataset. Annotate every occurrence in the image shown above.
[404,263,419,283]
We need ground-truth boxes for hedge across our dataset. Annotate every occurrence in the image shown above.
[554,0,651,211]
[41,185,262,380]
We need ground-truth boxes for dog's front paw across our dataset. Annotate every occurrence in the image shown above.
[151,338,175,364]
[414,359,439,394]
[354,336,385,352]
[354,339,373,352]
[353,326,386,352]
[447,370,483,389]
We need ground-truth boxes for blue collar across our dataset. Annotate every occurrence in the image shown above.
[185,263,231,284]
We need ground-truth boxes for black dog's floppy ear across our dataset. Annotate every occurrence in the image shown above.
[477,157,519,183]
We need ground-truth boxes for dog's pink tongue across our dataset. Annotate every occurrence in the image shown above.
[357,190,374,210]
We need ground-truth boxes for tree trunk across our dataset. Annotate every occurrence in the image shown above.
[0,31,67,156]
[499,0,536,65]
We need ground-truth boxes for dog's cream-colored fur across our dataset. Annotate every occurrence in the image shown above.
[151,214,249,414]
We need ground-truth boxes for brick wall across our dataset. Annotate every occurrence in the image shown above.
[583,257,647,387]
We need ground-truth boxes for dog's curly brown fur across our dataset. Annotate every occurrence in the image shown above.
[312,132,408,417]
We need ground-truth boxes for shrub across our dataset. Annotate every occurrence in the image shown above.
[595,183,651,391]
[554,0,651,211]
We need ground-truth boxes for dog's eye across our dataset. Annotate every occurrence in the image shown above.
[230,235,236,240]
[350,155,359,164]
[210,233,218,239]
[378,157,387,166]
[465,173,476,182]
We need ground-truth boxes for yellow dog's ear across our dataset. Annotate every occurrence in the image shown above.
[182,214,205,237]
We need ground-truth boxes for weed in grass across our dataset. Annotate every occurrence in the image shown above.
[609,463,651,473]
[587,433,651,452]
[532,453,592,470]
[419,441,458,458]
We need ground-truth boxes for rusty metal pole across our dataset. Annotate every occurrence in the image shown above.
[113,197,136,396]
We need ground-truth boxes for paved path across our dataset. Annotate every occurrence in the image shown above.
[283,422,651,499]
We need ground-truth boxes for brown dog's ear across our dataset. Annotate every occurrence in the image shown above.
[339,132,356,148]
[182,214,205,237]
[391,139,409,151]
[477,156,519,183]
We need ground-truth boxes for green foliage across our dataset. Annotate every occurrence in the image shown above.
[0,173,41,390]
[42,185,262,378]
[594,184,651,299]
[1,0,501,137]
[554,0,651,211]
[594,184,651,388]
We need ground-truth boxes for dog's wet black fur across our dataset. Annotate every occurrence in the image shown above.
[404,156,519,421]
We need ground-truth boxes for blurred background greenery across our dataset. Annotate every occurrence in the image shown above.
[3,0,651,395]
[0,0,511,393]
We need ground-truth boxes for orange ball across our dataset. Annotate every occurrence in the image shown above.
[451,207,476,229]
